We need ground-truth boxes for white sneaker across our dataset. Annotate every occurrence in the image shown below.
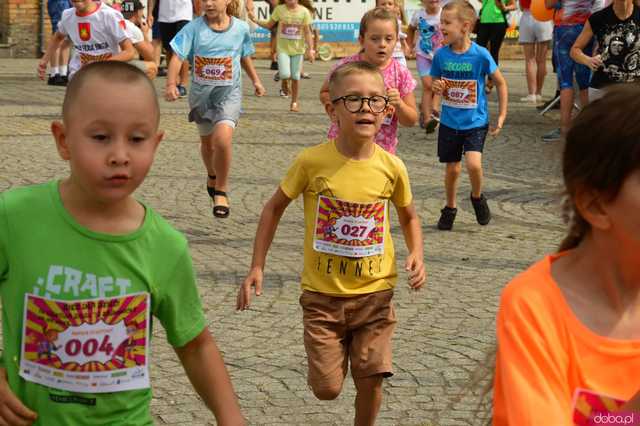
[536,94,543,103]
[520,94,537,103]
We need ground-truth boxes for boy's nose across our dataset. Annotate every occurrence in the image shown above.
[108,142,130,166]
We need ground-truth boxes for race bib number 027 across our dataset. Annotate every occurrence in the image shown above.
[441,78,478,109]
[313,196,386,258]
[19,293,150,393]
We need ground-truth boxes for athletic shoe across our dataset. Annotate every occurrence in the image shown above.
[55,75,68,86]
[279,89,289,97]
[177,85,187,98]
[437,206,457,230]
[541,128,562,142]
[470,193,491,225]
[535,94,543,103]
[273,72,280,82]
[157,67,167,77]
[270,60,278,70]
[301,72,311,79]
[536,93,561,111]
[425,111,440,134]
[520,94,538,103]
[47,75,57,86]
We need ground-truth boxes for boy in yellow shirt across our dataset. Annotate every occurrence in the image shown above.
[237,61,426,425]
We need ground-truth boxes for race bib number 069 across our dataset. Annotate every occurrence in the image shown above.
[19,293,150,393]
[313,196,386,258]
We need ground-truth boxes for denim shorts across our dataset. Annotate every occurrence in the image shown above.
[553,25,592,90]
[189,86,242,136]
[48,0,72,34]
[437,123,488,163]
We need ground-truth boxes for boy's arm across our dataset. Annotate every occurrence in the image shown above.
[165,53,184,101]
[174,329,245,426]
[388,90,419,127]
[0,367,38,425]
[489,68,508,136]
[240,56,266,96]
[395,202,426,290]
[111,38,137,62]
[38,32,67,79]
[237,188,292,310]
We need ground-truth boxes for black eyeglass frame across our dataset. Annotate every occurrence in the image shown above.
[330,95,390,114]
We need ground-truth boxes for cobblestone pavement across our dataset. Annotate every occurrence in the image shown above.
[0,58,566,425]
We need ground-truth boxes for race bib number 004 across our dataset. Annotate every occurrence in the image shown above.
[194,56,233,86]
[313,196,386,258]
[441,78,478,109]
[19,293,150,393]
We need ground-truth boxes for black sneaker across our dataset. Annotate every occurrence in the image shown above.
[470,193,491,225]
[536,91,561,111]
[47,75,57,86]
[437,206,457,230]
[54,74,68,86]
[157,67,167,77]
[270,60,278,70]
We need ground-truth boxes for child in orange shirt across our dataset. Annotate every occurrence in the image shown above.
[493,86,640,426]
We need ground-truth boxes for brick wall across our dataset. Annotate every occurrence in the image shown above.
[1,0,48,58]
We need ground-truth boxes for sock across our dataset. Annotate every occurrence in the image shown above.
[60,65,68,76]
[50,66,59,76]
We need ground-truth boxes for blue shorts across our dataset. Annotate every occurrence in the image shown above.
[553,25,592,90]
[437,123,488,163]
[48,0,72,34]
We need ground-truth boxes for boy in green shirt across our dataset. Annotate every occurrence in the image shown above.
[0,62,244,425]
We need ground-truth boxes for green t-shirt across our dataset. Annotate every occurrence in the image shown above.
[480,0,507,24]
[270,4,312,56]
[0,181,206,425]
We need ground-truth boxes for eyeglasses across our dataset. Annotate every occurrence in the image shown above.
[331,95,389,114]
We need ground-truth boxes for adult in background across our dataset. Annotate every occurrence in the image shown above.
[519,0,554,103]
[571,0,640,100]
[476,0,517,93]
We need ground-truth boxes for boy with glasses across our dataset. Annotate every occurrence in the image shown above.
[236,61,426,425]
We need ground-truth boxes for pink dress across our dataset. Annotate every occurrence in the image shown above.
[326,54,417,154]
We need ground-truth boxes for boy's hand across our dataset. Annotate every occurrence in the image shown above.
[37,60,48,80]
[237,267,263,311]
[432,79,445,95]
[387,88,402,108]
[586,54,604,71]
[165,83,180,101]
[489,116,505,136]
[254,81,266,97]
[405,253,426,290]
[0,367,37,425]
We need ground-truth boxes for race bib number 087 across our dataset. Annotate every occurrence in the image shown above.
[441,78,478,109]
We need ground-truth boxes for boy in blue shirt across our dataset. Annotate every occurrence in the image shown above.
[431,0,508,230]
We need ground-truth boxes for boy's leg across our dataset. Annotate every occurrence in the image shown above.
[354,375,383,426]
[463,126,491,225]
[465,151,483,198]
[300,291,348,400]
[444,162,462,208]
[348,290,396,425]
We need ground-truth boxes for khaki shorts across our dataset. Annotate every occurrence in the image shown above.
[300,289,397,393]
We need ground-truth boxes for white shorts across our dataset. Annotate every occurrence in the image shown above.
[519,11,553,44]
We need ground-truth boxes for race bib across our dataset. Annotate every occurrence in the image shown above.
[441,78,478,109]
[79,52,113,66]
[194,56,233,86]
[382,114,393,126]
[572,388,627,426]
[19,293,150,393]
[313,196,386,258]
[280,23,302,40]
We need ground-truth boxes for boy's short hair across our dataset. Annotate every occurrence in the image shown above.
[442,0,478,26]
[62,61,159,126]
[328,61,386,99]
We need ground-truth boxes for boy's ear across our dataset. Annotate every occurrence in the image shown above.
[324,101,339,123]
[51,121,71,161]
[574,187,611,230]
[153,130,164,151]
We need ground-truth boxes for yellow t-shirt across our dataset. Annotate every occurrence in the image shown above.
[280,140,413,296]
[270,4,312,56]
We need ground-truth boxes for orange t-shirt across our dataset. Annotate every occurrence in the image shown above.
[493,253,640,426]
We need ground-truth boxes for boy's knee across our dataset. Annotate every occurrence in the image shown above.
[445,162,462,174]
[311,382,343,400]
